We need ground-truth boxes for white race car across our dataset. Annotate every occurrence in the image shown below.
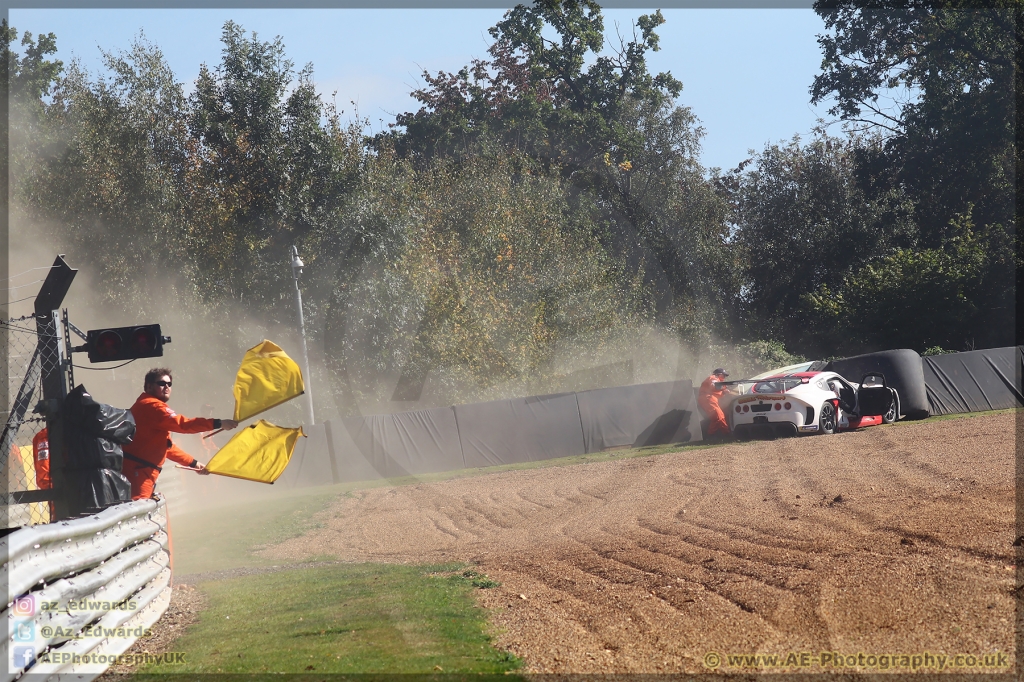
[725,370,900,439]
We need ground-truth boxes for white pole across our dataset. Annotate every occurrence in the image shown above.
[291,246,315,425]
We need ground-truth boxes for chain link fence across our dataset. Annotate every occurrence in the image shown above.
[1,315,59,527]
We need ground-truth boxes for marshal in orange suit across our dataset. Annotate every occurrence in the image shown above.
[698,368,733,439]
[121,368,239,500]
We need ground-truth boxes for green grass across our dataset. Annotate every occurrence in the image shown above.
[898,406,1019,424]
[171,489,339,576]
[137,563,522,679]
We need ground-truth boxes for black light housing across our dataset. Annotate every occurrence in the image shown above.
[85,324,169,363]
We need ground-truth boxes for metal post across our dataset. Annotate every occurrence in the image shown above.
[35,256,78,520]
[290,246,315,425]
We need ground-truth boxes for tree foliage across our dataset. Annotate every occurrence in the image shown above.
[323,150,653,412]
[389,0,680,172]
[387,0,737,345]
[809,1,1016,351]
[727,132,914,355]
[6,5,1015,418]
[186,22,361,323]
[18,36,190,312]
[804,209,1006,353]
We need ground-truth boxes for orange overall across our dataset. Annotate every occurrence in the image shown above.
[698,375,729,436]
[121,393,216,500]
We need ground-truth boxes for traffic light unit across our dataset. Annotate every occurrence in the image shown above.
[83,324,171,363]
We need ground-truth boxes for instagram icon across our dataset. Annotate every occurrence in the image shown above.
[12,596,35,617]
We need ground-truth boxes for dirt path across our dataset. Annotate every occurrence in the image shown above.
[265,412,1017,675]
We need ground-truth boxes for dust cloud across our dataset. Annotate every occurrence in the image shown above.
[12,206,792,514]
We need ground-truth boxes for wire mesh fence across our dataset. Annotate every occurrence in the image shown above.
[1,315,59,527]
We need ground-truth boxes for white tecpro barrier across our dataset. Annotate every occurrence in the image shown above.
[1,498,172,681]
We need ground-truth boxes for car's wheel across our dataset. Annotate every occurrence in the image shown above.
[819,401,837,435]
[882,391,899,424]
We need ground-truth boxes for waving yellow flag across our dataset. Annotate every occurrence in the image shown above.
[206,420,305,483]
[233,340,305,421]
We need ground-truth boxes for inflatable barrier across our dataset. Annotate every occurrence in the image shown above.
[825,349,930,419]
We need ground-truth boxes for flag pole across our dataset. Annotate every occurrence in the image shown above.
[291,246,315,426]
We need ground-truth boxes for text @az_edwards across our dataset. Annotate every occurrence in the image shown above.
[703,650,1010,671]
[40,624,151,639]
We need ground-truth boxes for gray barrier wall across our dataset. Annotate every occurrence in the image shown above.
[285,379,699,487]
[278,423,334,488]
[345,406,465,477]
[454,392,586,467]
[922,345,1023,415]
[576,380,701,451]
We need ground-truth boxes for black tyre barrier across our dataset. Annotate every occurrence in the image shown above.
[825,349,930,420]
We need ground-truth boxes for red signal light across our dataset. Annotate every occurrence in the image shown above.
[774,403,782,411]
[784,402,792,410]
[130,327,157,354]
[735,405,741,413]
[94,330,122,361]
[742,405,749,413]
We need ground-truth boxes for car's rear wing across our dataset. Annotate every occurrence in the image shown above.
[715,376,811,387]
[713,376,812,398]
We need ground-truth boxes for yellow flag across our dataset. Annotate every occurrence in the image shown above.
[206,420,305,484]
[233,340,305,421]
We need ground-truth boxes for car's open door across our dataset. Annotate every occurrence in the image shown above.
[856,372,894,417]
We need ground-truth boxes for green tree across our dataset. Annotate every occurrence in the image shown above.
[386,1,738,346]
[18,35,192,313]
[810,1,1016,349]
[804,209,1005,353]
[729,132,913,356]
[4,22,63,220]
[186,21,360,325]
[389,1,680,172]
[322,150,653,413]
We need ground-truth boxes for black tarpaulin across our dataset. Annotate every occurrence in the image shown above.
[454,392,586,467]
[284,380,708,488]
[922,346,1023,415]
[342,407,464,478]
[576,380,700,452]
[330,419,387,482]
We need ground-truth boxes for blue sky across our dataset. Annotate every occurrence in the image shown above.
[10,7,836,172]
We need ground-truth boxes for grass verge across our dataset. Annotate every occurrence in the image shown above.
[895,406,1019,424]
[170,489,338,576]
[137,563,522,678]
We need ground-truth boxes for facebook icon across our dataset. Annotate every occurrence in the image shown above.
[12,646,35,669]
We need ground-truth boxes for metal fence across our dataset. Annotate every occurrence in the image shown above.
[0,314,62,527]
[1,497,171,680]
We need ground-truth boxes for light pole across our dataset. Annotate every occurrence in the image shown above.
[291,245,315,425]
